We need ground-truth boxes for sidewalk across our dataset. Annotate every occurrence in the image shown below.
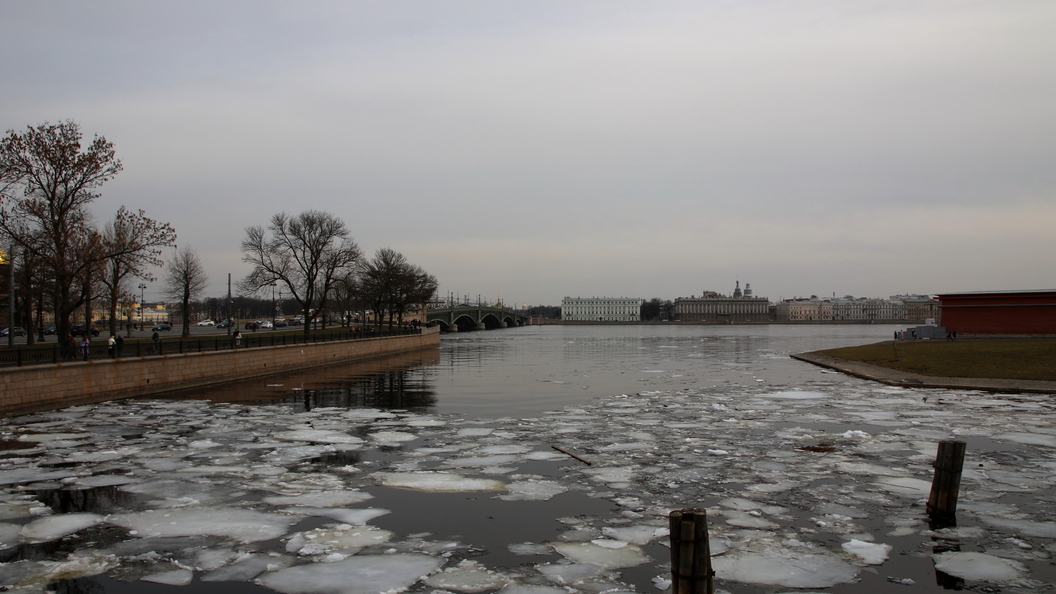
[791,350,1056,394]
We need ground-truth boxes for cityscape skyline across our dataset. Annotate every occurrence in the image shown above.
[3,2,1053,306]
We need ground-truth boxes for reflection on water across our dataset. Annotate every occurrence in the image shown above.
[159,348,441,413]
[154,325,909,418]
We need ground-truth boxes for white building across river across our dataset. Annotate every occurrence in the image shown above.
[561,297,643,321]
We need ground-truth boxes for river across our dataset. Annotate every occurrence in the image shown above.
[0,324,1053,593]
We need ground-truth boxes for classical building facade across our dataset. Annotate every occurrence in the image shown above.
[561,297,643,321]
[774,295,937,323]
[674,281,770,323]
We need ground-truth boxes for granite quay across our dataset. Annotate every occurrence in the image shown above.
[0,326,439,417]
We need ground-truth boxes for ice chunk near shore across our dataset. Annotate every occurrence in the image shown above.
[274,429,365,445]
[933,552,1027,582]
[285,525,394,556]
[258,554,443,594]
[263,490,373,507]
[500,480,567,501]
[842,539,892,565]
[711,552,858,588]
[142,568,194,586]
[108,508,299,542]
[281,507,389,525]
[20,513,105,543]
[378,471,505,492]
[551,540,650,569]
[872,477,932,498]
[423,559,509,592]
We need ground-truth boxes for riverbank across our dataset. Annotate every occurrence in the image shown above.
[793,339,1056,393]
[0,326,440,417]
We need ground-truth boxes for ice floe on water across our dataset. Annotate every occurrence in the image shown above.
[0,373,1054,593]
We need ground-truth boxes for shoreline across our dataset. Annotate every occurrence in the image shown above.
[791,348,1056,394]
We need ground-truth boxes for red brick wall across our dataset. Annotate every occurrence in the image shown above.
[938,292,1056,334]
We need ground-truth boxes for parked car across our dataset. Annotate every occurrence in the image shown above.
[70,324,100,337]
[152,322,172,331]
[1,327,27,337]
[195,319,215,327]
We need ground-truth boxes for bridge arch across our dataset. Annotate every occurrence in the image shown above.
[426,306,530,332]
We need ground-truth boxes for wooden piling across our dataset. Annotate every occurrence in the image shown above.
[669,509,714,594]
[926,440,966,520]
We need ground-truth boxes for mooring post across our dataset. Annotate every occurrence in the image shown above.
[669,508,714,594]
[927,440,966,521]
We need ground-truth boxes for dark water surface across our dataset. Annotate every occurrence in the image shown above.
[2,324,1054,593]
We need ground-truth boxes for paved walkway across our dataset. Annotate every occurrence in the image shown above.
[792,350,1056,394]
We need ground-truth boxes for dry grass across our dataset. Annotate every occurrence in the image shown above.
[820,339,1056,382]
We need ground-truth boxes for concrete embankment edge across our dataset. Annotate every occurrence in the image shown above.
[0,327,440,417]
[791,349,1056,394]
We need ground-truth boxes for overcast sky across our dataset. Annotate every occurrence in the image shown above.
[3,1,1053,306]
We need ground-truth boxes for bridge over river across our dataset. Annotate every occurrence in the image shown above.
[426,306,531,332]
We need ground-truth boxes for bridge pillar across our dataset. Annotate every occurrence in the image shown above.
[500,322,507,328]
[446,324,458,332]
[475,322,486,330]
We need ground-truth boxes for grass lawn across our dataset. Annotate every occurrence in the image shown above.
[820,339,1056,382]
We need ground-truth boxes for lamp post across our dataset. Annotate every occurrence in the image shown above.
[270,282,277,327]
[138,284,147,331]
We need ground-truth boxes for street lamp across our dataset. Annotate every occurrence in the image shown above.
[270,282,277,326]
[138,284,147,331]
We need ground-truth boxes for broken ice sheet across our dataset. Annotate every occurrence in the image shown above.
[841,539,892,565]
[499,480,567,501]
[285,524,394,556]
[108,508,299,542]
[711,551,858,588]
[378,471,505,492]
[20,513,105,543]
[933,551,1027,582]
[263,490,374,507]
[257,553,443,594]
[423,559,509,592]
[551,540,650,569]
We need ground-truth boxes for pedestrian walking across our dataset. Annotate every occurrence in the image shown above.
[80,335,91,360]
[233,329,242,348]
[108,335,116,358]
[115,334,124,357]
[151,330,159,354]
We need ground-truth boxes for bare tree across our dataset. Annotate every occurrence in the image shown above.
[357,248,437,329]
[240,210,361,336]
[101,207,177,336]
[0,121,174,339]
[164,246,209,337]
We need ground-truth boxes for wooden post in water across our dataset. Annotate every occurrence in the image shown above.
[669,509,714,594]
[927,440,966,520]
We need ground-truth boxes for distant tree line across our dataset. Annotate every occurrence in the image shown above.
[239,210,437,336]
[0,121,440,341]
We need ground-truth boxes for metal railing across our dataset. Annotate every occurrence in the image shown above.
[0,327,422,368]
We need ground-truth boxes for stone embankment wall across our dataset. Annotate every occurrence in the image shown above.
[0,327,440,417]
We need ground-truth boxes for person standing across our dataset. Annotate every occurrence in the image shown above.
[107,335,116,358]
[115,334,124,357]
[151,330,159,354]
[80,335,91,360]
[233,329,242,348]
